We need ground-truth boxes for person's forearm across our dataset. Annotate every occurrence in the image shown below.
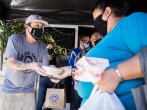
[117,54,144,80]
[7,58,31,70]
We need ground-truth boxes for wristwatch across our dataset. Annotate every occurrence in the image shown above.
[114,67,124,81]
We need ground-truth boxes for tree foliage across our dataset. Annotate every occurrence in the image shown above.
[0,21,25,52]
[0,21,70,57]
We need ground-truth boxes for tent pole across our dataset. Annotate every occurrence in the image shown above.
[0,20,5,72]
[75,26,78,48]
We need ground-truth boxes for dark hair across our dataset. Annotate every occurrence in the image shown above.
[93,0,130,17]
[79,34,90,41]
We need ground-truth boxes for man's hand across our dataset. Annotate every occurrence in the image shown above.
[29,62,48,76]
[96,68,121,93]
[6,58,48,76]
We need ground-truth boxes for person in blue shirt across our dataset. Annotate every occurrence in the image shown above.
[77,0,147,110]
[97,47,147,110]
[97,47,146,93]
[67,48,80,67]
[66,34,90,110]
[67,34,90,68]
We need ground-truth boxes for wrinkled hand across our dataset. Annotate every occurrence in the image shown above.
[29,62,48,76]
[96,68,121,93]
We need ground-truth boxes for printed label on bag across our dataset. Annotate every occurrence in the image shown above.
[49,94,59,105]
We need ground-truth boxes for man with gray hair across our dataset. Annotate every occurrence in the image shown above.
[0,14,49,110]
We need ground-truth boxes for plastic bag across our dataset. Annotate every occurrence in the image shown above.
[74,56,109,83]
[79,89,125,110]
[74,56,125,110]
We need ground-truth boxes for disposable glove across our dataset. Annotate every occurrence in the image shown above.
[53,66,71,79]
[29,62,48,76]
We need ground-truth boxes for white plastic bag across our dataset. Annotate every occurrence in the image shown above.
[74,56,109,83]
[75,56,125,110]
[79,88,125,110]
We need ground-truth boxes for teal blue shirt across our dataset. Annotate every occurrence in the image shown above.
[78,12,147,110]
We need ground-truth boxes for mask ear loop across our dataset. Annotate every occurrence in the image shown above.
[27,25,34,37]
[42,28,45,38]
[100,9,111,34]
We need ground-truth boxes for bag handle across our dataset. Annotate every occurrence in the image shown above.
[90,85,98,98]
[139,47,147,83]
[53,83,60,88]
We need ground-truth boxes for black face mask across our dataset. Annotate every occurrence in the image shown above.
[94,39,101,46]
[94,14,107,36]
[48,49,54,55]
[29,27,44,40]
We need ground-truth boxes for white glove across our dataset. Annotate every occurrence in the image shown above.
[53,66,71,79]
[60,66,71,76]
[50,65,56,68]
[29,62,48,76]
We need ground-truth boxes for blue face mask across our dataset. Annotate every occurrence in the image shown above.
[83,42,90,50]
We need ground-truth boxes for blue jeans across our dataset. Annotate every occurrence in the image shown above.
[36,76,55,110]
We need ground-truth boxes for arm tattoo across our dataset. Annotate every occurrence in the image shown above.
[12,60,30,70]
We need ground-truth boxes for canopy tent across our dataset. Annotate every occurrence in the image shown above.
[0,0,147,71]
[0,0,95,71]
[0,0,95,25]
[0,0,147,25]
